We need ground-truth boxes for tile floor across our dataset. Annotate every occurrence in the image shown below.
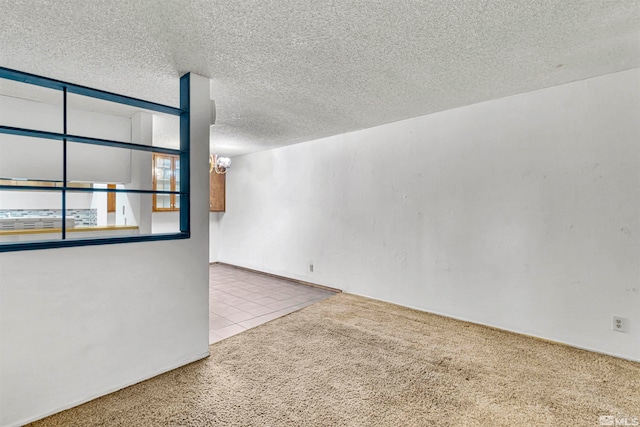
[209,263,338,344]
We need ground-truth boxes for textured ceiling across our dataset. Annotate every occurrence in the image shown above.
[1,0,639,156]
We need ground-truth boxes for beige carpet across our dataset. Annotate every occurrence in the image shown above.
[31,293,639,426]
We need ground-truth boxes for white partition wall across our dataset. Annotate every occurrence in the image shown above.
[0,73,211,427]
[214,69,640,362]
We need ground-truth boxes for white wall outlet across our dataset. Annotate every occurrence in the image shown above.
[309,263,314,273]
[612,316,628,333]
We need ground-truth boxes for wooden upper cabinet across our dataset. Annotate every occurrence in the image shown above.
[210,170,225,212]
[107,184,116,213]
[152,153,180,212]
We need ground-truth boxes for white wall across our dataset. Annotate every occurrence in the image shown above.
[0,192,93,210]
[0,73,211,426]
[92,184,108,226]
[152,211,181,234]
[120,113,153,231]
[209,212,222,262]
[152,113,180,150]
[215,69,640,361]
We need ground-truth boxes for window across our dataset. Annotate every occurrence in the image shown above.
[0,66,191,252]
[152,153,180,211]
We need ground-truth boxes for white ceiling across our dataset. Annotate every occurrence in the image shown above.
[1,1,639,157]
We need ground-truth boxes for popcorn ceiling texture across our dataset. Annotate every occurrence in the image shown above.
[1,0,639,156]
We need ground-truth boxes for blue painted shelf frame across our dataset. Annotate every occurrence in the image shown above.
[0,67,191,252]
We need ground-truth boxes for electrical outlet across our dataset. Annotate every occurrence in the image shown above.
[309,264,314,273]
[612,316,628,333]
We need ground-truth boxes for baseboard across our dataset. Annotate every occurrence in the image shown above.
[11,350,210,427]
[349,291,640,364]
[211,262,342,293]
[211,262,638,362]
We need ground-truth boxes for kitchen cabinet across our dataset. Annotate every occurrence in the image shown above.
[152,153,180,211]
[210,170,225,212]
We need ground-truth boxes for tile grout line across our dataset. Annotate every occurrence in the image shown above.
[209,264,337,344]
